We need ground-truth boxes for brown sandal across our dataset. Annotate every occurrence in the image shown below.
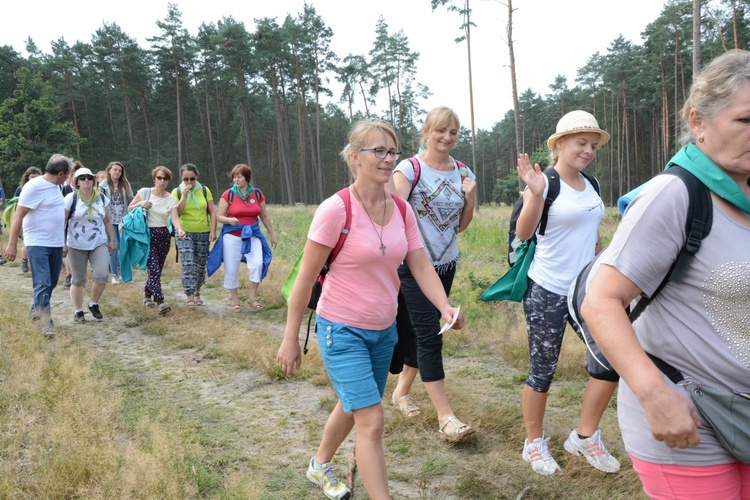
[248,299,264,311]
[186,298,195,310]
[438,416,475,443]
[194,294,204,306]
[392,393,420,418]
[232,303,242,313]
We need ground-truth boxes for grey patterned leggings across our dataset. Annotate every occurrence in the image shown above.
[522,278,573,393]
[176,232,211,297]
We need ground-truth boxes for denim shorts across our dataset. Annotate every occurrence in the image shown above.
[316,315,398,413]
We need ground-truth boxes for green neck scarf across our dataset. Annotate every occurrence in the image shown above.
[230,183,254,202]
[668,143,750,215]
[77,188,102,221]
[179,180,203,208]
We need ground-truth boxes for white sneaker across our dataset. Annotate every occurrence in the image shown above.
[306,457,351,499]
[522,434,560,476]
[564,429,621,473]
[111,275,120,285]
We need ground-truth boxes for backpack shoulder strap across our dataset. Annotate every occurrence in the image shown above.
[455,160,468,179]
[65,192,78,236]
[328,187,353,266]
[580,170,601,195]
[392,193,408,222]
[408,157,421,197]
[628,165,712,321]
[538,168,561,236]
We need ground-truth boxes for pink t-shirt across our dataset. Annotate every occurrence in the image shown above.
[309,190,423,330]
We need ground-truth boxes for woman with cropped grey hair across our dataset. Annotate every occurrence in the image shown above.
[583,49,750,497]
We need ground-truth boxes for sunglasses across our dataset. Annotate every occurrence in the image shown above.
[154,176,168,181]
[78,175,94,181]
[182,177,196,182]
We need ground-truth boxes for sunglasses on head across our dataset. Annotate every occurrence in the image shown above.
[78,175,94,181]
[155,176,168,181]
[182,177,196,182]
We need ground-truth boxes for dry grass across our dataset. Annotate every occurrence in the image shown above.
[0,204,648,499]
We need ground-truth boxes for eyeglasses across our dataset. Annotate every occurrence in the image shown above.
[78,175,94,181]
[360,147,402,160]
[182,177,196,182]
[155,176,168,181]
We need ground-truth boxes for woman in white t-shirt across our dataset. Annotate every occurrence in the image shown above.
[583,49,750,499]
[515,111,620,476]
[277,120,464,500]
[64,167,115,323]
[128,166,181,315]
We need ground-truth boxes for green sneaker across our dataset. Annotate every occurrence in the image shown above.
[306,457,351,500]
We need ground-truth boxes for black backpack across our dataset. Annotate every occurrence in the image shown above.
[507,168,600,266]
[566,166,713,381]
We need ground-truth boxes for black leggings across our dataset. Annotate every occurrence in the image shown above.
[399,261,456,382]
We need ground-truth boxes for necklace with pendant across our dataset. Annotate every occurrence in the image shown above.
[352,185,387,256]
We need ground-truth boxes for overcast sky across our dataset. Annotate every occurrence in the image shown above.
[1,0,669,130]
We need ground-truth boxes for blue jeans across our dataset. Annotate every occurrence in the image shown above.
[109,223,121,276]
[26,245,64,327]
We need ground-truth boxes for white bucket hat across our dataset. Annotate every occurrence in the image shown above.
[547,110,610,150]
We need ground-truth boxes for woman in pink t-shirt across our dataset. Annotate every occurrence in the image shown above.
[277,120,465,500]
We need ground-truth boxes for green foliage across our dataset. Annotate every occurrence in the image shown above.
[0,0,737,210]
[0,67,82,182]
[491,172,520,205]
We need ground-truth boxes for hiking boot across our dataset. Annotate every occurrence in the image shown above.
[88,304,103,320]
[306,458,351,500]
[21,258,29,273]
[43,330,56,339]
[64,275,72,288]
[157,302,171,316]
[74,311,86,324]
[564,429,621,473]
[522,435,560,476]
[111,274,120,285]
[144,297,156,308]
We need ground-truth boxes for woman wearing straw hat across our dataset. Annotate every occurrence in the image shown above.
[515,110,621,475]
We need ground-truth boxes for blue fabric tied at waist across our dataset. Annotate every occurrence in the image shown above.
[207,221,272,280]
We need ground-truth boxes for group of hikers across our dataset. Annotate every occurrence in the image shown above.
[1,158,276,327]
[3,49,749,500]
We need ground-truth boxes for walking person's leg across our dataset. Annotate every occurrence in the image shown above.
[177,233,197,307]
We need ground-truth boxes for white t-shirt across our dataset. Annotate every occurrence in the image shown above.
[599,174,750,465]
[394,156,475,270]
[18,175,65,247]
[527,172,604,295]
[138,187,176,228]
[64,192,110,251]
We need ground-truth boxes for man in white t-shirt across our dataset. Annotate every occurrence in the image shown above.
[4,154,74,337]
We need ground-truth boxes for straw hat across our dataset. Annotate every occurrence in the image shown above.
[547,110,610,150]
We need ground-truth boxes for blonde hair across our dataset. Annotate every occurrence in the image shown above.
[339,120,399,178]
[679,49,750,146]
[419,106,460,150]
